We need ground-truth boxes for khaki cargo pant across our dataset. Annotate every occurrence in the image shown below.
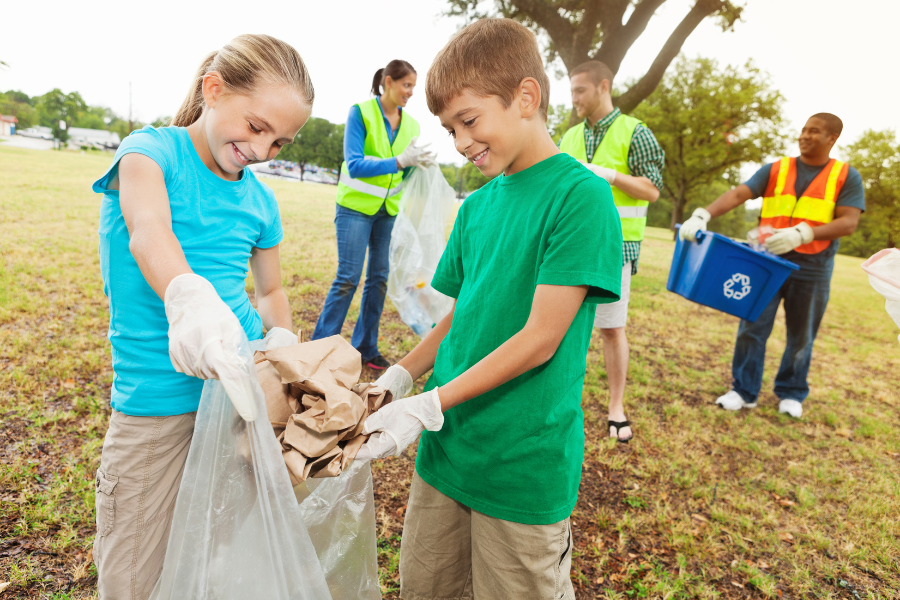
[400,472,576,600]
[93,410,196,600]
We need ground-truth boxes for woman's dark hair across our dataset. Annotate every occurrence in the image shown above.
[371,60,416,96]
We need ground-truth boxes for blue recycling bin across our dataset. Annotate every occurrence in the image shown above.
[667,227,800,322]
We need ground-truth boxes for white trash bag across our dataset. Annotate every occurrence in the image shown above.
[862,248,900,345]
[150,338,332,600]
[388,165,456,337]
[295,461,381,600]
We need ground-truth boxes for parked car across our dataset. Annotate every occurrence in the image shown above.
[18,126,54,140]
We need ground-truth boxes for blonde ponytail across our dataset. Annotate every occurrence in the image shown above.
[170,34,315,128]
[172,52,218,127]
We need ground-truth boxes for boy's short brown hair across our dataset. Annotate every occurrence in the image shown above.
[426,18,550,120]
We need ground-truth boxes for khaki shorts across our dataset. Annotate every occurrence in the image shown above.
[93,410,195,600]
[594,261,633,329]
[399,472,575,600]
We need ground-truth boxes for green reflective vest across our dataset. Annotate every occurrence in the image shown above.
[336,97,420,216]
[559,113,647,241]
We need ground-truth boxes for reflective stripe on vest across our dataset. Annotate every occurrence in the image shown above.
[618,205,648,218]
[759,156,848,254]
[335,97,420,216]
[559,113,647,241]
[339,171,404,198]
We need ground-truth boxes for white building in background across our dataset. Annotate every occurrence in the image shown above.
[0,115,18,136]
[67,127,120,150]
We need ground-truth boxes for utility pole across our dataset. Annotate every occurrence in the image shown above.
[128,82,133,134]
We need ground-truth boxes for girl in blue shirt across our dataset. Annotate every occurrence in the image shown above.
[91,34,313,598]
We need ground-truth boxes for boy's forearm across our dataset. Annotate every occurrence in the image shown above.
[398,305,454,381]
[257,288,292,332]
[437,325,557,411]
[436,284,587,411]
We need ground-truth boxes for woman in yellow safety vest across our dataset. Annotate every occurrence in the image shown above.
[312,60,435,370]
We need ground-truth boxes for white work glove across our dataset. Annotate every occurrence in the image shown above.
[764,222,814,255]
[374,364,414,401]
[164,273,257,421]
[679,207,712,242]
[354,388,444,461]
[264,327,298,350]
[396,137,436,169]
[578,160,617,184]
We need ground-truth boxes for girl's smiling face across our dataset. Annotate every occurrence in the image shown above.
[194,74,311,180]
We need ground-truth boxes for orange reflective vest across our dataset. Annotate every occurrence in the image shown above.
[760,157,849,254]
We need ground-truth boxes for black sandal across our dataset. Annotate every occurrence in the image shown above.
[608,420,633,444]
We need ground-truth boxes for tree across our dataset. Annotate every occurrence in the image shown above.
[279,117,344,180]
[440,162,493,195]
[35,89,89,142]
[446,0,743,113]
[631,56,786,229]
[0,91,37,129]
[839,130,900,256]
[546,103,571,144]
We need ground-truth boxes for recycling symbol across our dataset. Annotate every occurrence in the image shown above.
[723,273,751,300]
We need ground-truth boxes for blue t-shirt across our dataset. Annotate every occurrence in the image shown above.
[93,126,284,416]
[744,158,865,280]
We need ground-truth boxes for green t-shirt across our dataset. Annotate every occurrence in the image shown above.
[416,152,623,525]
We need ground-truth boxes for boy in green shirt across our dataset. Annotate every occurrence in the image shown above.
[355,18,623,599]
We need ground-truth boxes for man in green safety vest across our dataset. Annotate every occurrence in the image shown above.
[559,61,665,443]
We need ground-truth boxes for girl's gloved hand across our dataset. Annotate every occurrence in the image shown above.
[374,364,414,401]
[264,327,298,350]
[355,388,444,462]
[164,273,257,421]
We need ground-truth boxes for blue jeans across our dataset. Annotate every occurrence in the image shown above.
[732,274,831,403]
[312,204,395,360]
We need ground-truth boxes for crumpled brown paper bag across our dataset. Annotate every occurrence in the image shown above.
[255,335,391,483]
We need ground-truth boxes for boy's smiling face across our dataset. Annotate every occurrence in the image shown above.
[439,89,528,179]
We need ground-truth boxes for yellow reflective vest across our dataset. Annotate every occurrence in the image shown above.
[559,113,647,241]
[336,98,420,216]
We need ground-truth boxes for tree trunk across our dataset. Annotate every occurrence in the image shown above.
[671,189,687,232]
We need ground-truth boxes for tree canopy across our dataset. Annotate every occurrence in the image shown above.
[446,0,744,112]
[631,56,786,229]
[0,88,165,141]
[278,117,344,179]
[840,130,900,256]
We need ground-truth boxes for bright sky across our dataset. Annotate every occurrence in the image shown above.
[1,0,894,166]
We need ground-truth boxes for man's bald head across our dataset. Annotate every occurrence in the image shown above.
[810,113,843,137]
[799,113,843,162]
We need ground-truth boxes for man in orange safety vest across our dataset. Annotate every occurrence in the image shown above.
[679,113,865,418]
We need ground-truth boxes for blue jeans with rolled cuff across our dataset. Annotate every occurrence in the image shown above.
[731,273,831,404]
[312,203,395,361]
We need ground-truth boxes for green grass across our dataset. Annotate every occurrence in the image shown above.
[1,145,898,599]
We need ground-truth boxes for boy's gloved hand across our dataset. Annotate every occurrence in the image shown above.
[374,364,414,401]
[354,388,444,461]
[264,326,298,350]
[765,222,814,255]
[578,160,617,184]
[397,137,437,169]
[679,207,711,242]
[164,273,257,421]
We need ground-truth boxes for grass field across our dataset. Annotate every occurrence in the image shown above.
[1,145,898,599]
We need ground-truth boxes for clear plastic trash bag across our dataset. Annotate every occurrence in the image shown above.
[862,248,900,344]
[295,460,381,600]
[388,165,456,337]
[150,338,333,600]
